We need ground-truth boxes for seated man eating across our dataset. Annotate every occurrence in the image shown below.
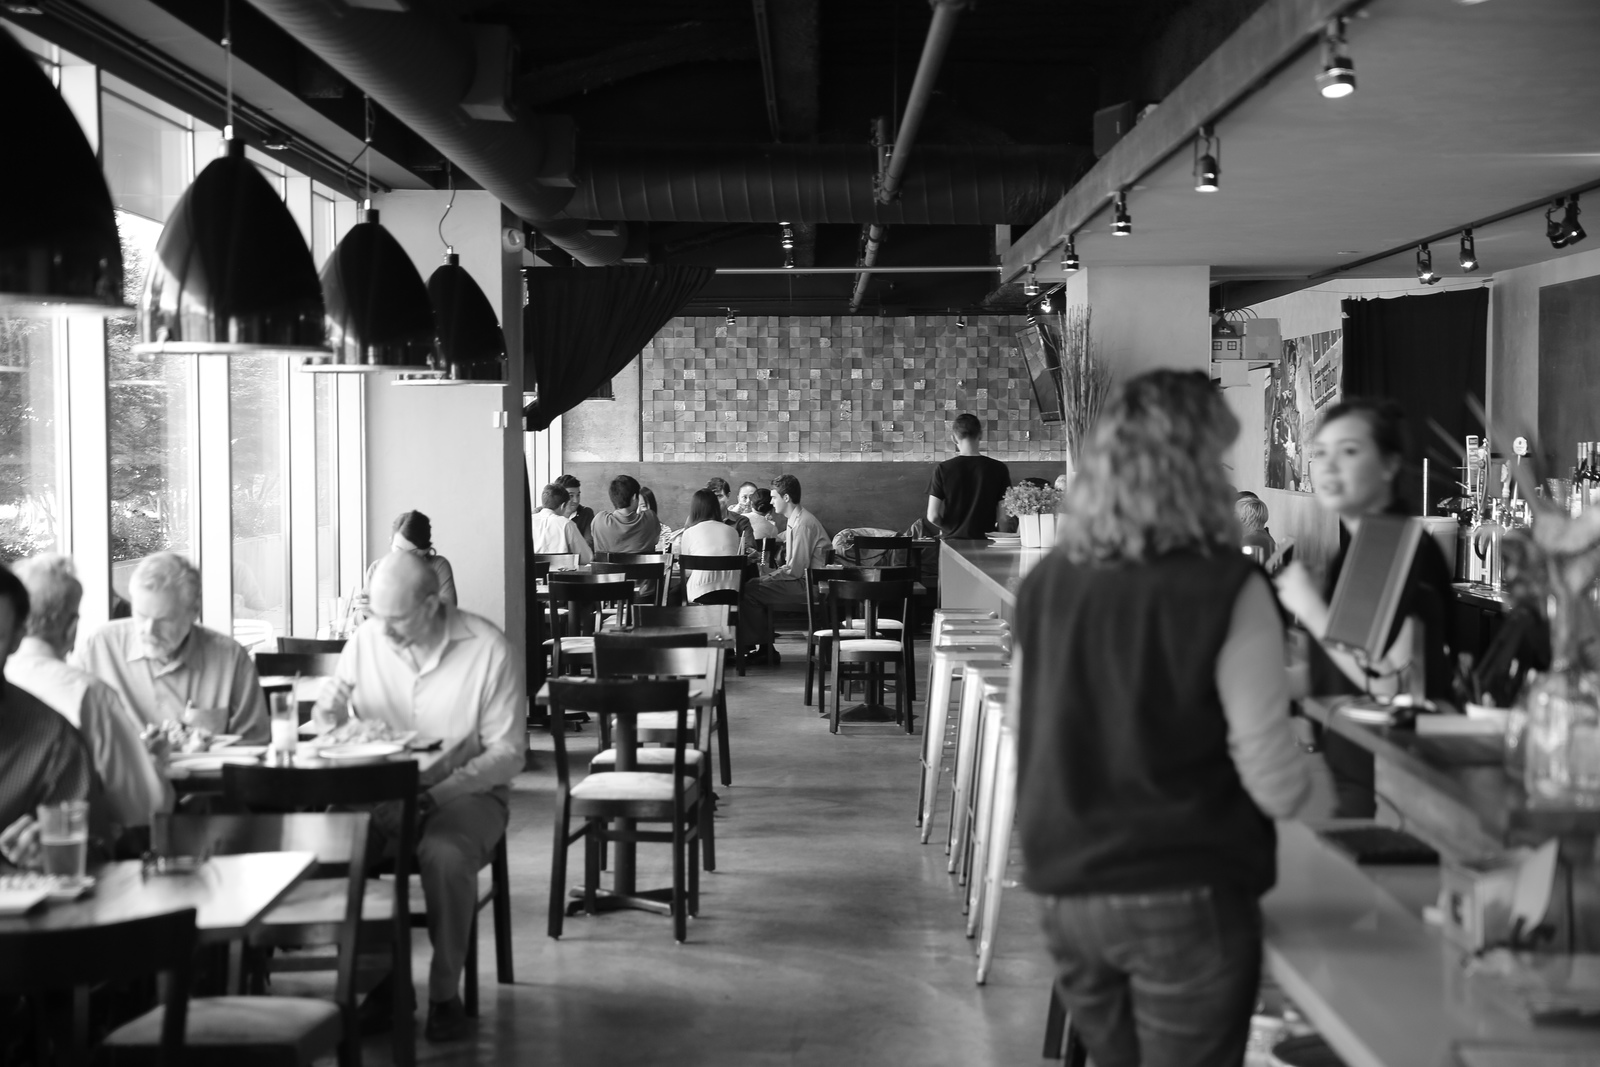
[316,551,521,1043]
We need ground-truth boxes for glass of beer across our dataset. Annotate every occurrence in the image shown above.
[38,800,89,881]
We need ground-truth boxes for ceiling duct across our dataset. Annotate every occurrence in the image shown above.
[245,0,628,265]
[567,144,1090,225]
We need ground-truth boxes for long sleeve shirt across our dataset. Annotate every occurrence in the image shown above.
[334,605,523,805]
[770,506,831,582]
[529,508,594,565]
[8,637,172,830]
[73,620,270,744]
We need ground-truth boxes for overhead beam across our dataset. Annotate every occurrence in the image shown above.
[519,21,755,106]
[1000,0,1369,284]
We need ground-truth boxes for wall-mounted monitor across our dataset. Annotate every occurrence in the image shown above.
[1017,324,1064,423]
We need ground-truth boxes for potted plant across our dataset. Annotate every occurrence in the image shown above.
[1052,304,1113,485]
[1002,483,1062,549]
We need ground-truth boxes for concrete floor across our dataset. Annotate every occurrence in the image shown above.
[354,629,1057,1066]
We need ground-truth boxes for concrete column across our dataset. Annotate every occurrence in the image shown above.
[1054,265,1212,378]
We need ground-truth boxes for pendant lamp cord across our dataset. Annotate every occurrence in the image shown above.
[438,162,456,254]
[362,95,373,206]
[222,0,234,138]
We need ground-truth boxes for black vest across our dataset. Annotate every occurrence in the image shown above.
[1015,548,1278,898]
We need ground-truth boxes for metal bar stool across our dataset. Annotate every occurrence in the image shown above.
[962,674,1010,910]
[920,641,1009,842]
[923,611,1007,715]
[948,658,1008,873]
[974,691,1019,984]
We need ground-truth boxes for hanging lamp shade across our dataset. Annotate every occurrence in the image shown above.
[136,137,326,355]
[394,253,505,386]
[0,27,126,316]
[308,207,439,373]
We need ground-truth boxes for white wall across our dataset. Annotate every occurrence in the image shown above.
[1489,246,1600,437]
[365,191,514,630]
[1064,265,1211,376]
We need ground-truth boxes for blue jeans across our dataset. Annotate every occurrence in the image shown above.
[1040,885,1261,1067]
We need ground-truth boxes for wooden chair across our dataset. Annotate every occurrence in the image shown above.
[255,652,342,678]
[592,560,668,608]
[531,551,579,572]
[278,637,347,654]
[221,762,418,1065]
[593,639,722,867]
[546,577,636,677]
[828,578,915,735]
[635,604,730,630]
[546,678,703,943]
[140,812,371,1067]
[527,559,551,585]
[0,909,195,1067]
[675,553,747,675]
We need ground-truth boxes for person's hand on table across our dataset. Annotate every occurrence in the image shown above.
[0,815,42,870]
[139,722,174,769]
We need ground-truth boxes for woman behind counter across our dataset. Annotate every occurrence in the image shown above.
[1013,370,1331,1067]
[1274,397,1454,817]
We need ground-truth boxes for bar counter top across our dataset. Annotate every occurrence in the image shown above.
[937,539,1051,619]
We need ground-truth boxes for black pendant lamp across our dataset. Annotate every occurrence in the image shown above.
[0,27,126,316]
[135,136,327,355]
[394,253,506,385]
[308,203,439,372]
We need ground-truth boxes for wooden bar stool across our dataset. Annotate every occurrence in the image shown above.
[974,693,1019,985]
[947,658,1009,873]
[918,637,1010,839]
[963,677,1010,916]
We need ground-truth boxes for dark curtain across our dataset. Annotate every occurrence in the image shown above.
[521,265,712,701]
[522,265,714,430]
[1340,288,1488,515]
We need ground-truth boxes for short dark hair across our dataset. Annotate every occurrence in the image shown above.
[705,477,731,496]
[609,475,641,509]
[688,489,722,525]
[737,481,758,495]
[771,474,801,505]
[392,510,433,551]
[555,474,580,490]
[953,413,982,440]
[540,484,570,510]
[0,564,29,630]
[751,487,774,515]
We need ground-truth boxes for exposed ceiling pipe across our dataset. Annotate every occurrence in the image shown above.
[244,0,628,266]
[751,0,784,143]
[851,0,970,310]
[849,117,892,311]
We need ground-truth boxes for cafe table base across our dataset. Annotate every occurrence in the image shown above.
[565,817,677,917]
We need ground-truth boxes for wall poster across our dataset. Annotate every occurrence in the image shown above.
[1263,328,1343,492]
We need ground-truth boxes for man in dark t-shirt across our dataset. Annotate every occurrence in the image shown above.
[927,413,1012,538]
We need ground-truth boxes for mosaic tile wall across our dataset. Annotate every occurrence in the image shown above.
[639,315,1064,462]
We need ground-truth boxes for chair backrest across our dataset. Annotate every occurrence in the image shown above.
[595,552,668,566]
[591,560,668,607]
[532,551,578,572]
[156,812,370,1010]
[547,678,693,789]
[596,629,710,650]
[278,637,347,655]
[528,559,551,584]
[754,537,782,567]
[255,651,343,679]
[548,571,628,584]
[636,604,730,630]
[548,578,637,641]
[849,535,916,569]
[827,578,914,639]
[0,908,197,1061]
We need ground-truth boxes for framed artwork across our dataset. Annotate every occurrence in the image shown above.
[1264,329,1343,492]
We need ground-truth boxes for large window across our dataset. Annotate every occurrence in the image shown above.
[231,360,289,638]
[0,317,64,563]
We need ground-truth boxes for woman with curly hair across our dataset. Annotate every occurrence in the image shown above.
[1012,369,1331,1067]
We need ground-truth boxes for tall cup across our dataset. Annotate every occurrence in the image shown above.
[38,800,88,880]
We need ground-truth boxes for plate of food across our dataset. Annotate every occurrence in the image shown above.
[171,752,264,772]
[305,719,415,750]
[319,741,406,762]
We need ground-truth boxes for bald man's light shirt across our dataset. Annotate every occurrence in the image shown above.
[335,603,523,804]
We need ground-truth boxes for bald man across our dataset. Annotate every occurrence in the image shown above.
[316,551,522,1043]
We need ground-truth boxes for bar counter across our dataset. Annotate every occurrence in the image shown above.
[937,539,1050,621]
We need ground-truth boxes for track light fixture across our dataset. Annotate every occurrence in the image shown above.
[1023,265,1041,297]
[1111,192,1131,236]
[1193,126,1220,192]
[1040,293,1054,314]
[1060,235,1080,273]
[1459,229,1478,273]
[1547,196,1587,249]
[956,313,967,329]
[1316,18,1356,99]
[725,309,737,327]
[1416,243,1439,285]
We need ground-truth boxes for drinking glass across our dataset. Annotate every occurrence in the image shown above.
[38,800,88,881]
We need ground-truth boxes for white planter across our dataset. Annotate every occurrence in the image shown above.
[1019,512,1058,549]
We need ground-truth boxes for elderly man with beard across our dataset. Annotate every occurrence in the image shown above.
[315,551,521,1043]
